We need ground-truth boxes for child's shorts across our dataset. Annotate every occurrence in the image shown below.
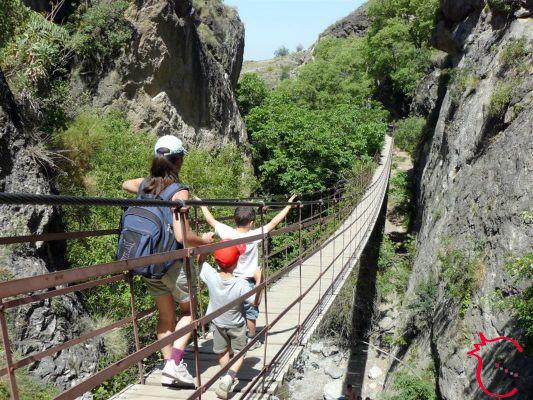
[244,278,260,320]
[212,323,247,354]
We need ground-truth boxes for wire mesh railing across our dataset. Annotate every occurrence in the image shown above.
[0,138,392,400]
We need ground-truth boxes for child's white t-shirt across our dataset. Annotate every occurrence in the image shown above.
[214,222,265,279]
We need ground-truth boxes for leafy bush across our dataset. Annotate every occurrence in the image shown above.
[487,0,520,14]
[280,65,291,81]
[365,0,439,95]
[70,0,132,74]
[236,73,270,116]
[449,68,479,104]
[388,371,436,400]
[407,278,437,327]
[439,245,484,317]
[500,38,528,71]
[504,253,533,348]
[488,80,513,117]
[389,170,413,226]
[0,0,30,48]
[0,11,70,91]
[248,100,386,194]
[274,46,290,57]
[394,116,426,156]
[377,234,416,298]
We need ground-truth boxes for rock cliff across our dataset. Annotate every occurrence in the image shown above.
[72,0,247,147]
[0,68,100,392]
[319,4,370,39]
[384,1,533,398]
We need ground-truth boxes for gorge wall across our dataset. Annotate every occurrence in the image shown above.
[382,1,533,398]
[72,0,247,147]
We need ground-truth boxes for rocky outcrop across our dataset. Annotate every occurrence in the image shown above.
[73,0,247,148]
[385,1,533,399]
[0,68,100,393]
[320,4,370,39]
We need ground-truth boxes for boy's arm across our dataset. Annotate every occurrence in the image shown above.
[252,267,263,306]
[196,198,219,229]
[264,194,297,233]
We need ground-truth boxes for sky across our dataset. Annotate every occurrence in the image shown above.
[224,0,366,61]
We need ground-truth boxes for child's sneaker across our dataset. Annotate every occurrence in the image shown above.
[161,360,196,388]
[247,334,262,350]
[215,375,237,399]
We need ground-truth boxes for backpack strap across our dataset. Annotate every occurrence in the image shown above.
[158,182,187,202]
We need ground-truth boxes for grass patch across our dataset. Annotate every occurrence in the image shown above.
[500,38,529,72]
[377,234,417,299]
[0,367,59,400]
[389,170,413,227]
[394,116,426,156]
[439,244,485,317]
[386,370,437,400]
[449,68,479,104]
[488,80,513,118]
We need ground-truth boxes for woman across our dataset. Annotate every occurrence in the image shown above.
[122,135,213,388]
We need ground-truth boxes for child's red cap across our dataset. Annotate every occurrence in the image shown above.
[214,240,246,270]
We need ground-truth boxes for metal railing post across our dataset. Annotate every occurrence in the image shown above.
[318,199,323,314]
[0,300,19,400]
[193,206,206,339]
[178,209,202,397]
[259,205,270,393]
[126,272,144,384]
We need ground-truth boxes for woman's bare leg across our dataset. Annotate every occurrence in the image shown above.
[172,301,192,350]
[154,294,176,360]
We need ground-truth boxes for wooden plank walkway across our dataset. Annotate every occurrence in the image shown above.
[112,136,392,400]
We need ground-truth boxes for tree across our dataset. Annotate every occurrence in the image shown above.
[296,43,304,52]
[236,73,269,116]
[274,45,289,57]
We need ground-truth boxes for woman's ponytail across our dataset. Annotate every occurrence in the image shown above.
[144,154,181,196]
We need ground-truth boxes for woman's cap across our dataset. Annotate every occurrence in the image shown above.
[214,240,246,270]
[154,135,187,157]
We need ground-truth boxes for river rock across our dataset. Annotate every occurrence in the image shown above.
[323,380,344,400]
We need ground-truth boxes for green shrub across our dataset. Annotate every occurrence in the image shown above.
[365,0,439,95]
[500,38,528,71]
[394,116,426,156]
[280,65,291,81]
[388,371,436,400]
[274,46,290,57]
[70,0,132,74]
[0,11,70,91]
[488,81,513,117]
[449,68,479,104]
[407,277,437,327]
[487,0,520,14]
[236,73,270,116]
[0,368,59,400]
[504,253,533,348]
[389,170,413,225]
[439,245,484,317]
[0,0,30,48]
[377,234,416,298]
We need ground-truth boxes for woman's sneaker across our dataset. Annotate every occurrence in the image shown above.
[215,375,237,399]
[161,360,196,388]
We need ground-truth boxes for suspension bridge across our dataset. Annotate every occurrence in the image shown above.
[0,136,392,400]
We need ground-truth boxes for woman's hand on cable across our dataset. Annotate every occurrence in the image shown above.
[288,194,298,203]
[202,231,215,244]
